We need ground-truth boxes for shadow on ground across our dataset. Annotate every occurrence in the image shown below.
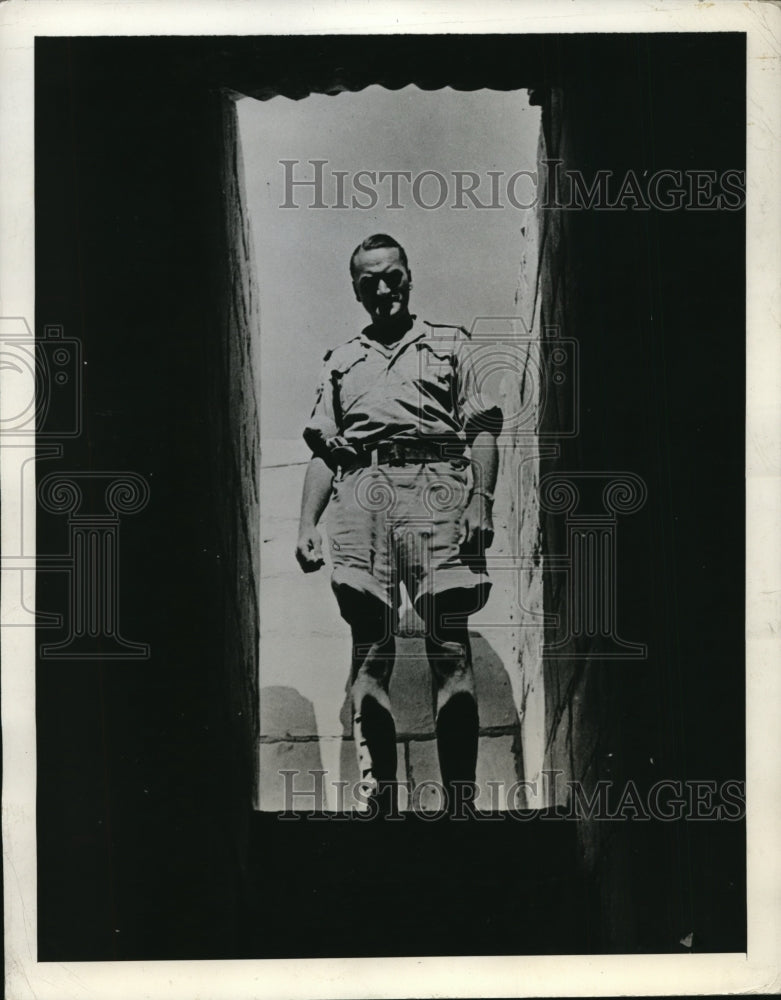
[260,630,525,811]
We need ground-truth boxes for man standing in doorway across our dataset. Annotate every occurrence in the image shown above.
[295,234,501,814]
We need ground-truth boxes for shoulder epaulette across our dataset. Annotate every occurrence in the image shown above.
[423,320,471,339]
[322,335,362,364]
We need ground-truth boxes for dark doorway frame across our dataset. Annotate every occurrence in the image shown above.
[35,32,745,960]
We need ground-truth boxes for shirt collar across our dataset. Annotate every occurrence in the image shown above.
[357,316,427,356]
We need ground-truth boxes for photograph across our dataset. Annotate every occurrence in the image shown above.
[2,2,779,998]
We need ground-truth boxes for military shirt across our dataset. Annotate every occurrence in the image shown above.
[303,318,500,459]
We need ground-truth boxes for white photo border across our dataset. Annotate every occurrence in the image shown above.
[1,1,779,997]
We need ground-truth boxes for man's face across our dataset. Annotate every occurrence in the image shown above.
[352,247,412,326]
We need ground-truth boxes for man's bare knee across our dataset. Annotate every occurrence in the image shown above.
[351,635,396,687]
[425,637,474,698]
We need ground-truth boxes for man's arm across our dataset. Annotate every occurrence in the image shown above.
[295,455,335,572]
[462,428,499,551]
[454,335,502,551]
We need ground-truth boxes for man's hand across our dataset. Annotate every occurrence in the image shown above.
[295,525,325,573]
[460,494,494,554]
[295,456,334,572]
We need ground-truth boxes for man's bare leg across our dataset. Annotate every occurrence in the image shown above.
[419,591,480,814]
[336,588,398,810]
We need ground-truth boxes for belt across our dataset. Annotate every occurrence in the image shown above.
[347,439,467,469]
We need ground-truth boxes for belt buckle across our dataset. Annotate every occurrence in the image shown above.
[440,443,464,467]
[359,445,378,468]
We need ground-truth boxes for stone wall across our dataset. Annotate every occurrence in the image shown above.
[531,35,746,951]
[214,96,262,809]
[35,50,263,958]
[533,76,681,951]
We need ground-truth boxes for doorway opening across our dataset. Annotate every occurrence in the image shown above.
[235,85,545,810]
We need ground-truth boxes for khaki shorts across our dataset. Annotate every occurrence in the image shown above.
[326,459,491,616]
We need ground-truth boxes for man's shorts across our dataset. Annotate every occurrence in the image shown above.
[326,459,491,620]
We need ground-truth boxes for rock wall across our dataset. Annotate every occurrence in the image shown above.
[532,36,745,951]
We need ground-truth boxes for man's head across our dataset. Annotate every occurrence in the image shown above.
[350,234,412,331]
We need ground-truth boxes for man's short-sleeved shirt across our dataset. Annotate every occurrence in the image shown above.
[303,317,500,457]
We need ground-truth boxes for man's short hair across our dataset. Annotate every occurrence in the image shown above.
[349,234,409,280]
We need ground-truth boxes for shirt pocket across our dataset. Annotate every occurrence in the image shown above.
[413,343,455,400]
[331,349,370,417]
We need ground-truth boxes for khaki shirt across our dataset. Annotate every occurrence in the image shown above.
[303,318,500,459]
